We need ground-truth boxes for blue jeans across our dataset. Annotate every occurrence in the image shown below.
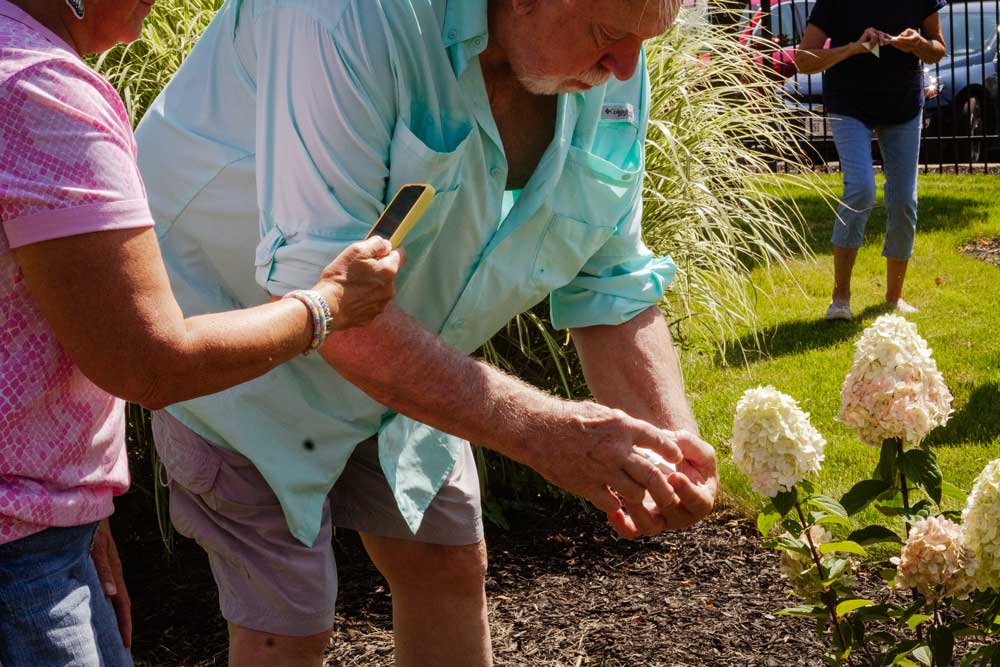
[830,112,922,261]
[0,523,133,667]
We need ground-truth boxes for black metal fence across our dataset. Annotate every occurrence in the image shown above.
[743,0,1000,172]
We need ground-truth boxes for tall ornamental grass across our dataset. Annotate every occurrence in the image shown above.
[90,0,222,126]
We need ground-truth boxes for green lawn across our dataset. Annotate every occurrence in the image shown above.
[679,174,1000,526]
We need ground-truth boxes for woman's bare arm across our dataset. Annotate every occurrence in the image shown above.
[13,227,401,409]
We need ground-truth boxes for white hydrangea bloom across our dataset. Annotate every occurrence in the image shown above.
[732,386,825,497]
[962,459,1000,591]
[839,315,953,450]
[891,516,977,602]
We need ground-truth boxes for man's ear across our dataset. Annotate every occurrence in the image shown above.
[510,0,541,17]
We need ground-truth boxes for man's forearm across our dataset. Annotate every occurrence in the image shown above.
[570,306,698,435]
[320,304,558,463]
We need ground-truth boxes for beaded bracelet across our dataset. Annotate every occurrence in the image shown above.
[283,289,333,354]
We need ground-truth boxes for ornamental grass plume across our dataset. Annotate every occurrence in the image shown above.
[891,516,977,602]
[962,459,1000,591]
[732,386,825,497]
[839,315,953,450]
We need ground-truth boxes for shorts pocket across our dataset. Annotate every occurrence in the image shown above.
[152,413,222,496]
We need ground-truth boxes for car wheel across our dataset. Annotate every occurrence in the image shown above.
[958,94,984,163]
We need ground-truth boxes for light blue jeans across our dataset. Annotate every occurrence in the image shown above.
[830,112,922,261]
[0,523,133,667]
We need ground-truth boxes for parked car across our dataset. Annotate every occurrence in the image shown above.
[739,0,816,79]
[780,2,999,164]
[923,3,999,162]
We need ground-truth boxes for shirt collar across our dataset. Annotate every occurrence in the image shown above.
[442,0,489,77]
[0,0,80,56]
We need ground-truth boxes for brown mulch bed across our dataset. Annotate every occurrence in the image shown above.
[122,508,836,667]
[962,237,1000,268]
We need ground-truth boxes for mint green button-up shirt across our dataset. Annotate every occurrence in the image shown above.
[136,0,676,546]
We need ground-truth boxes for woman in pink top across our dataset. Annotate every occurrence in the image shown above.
[0,1,404,664]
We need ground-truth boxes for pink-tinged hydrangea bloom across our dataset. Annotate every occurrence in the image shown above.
[891,516,976,602]
[962,459,1000,591]
[732,386,825,497]
[839,315,953,450]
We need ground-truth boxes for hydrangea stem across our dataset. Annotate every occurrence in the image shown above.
[794,500,853,663]
[895,439,912,536]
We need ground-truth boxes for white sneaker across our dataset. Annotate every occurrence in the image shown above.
[825,302,853,321]
[887,299,919,314]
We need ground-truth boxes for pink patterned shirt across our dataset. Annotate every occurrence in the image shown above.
[0,1,152,544]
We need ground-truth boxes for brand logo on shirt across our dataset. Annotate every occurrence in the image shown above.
[601,103,636,123]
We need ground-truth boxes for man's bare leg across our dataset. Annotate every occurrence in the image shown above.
[228,624,331,667]
[360,534,492,667]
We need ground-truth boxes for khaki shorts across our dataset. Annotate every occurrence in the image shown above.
[151,410,483,636]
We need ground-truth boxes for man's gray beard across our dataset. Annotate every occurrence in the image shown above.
[516,68,613,96]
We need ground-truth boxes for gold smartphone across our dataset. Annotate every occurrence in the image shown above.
[365,183,436,248]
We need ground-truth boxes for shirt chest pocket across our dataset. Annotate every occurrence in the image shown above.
[531,145,641,287]
[384,118,474,252]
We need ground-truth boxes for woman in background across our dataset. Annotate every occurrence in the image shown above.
[795,0,947,320]
[0,1,402,665]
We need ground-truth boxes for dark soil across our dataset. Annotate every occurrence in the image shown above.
[962,237,1000,268]
[121,508,835,667]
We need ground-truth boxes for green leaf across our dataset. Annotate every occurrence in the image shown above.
[886,640,923,664]
[809,494,848,518]
[900,449,943,505]
[875,439,899,484]
[757,510,780,537]
[876,500,933,521]
[769,534,809,555]
[847,525,903,546]
[819,541,868,557]
[841,479,893,516]
[836,599,876,617]
[895,658,919,667]
[929,627,954,667]
[815,513,852,528]
[912,645,932,667]
[907,614,933,631]
[942,481,968,504]
[822,557,851,585]
[771,488,797,517]
[777,605,828,618]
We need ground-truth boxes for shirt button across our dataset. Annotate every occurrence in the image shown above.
[447,28,458,40]
[621,173,633,182]
[473,37,484,47]
[490,166,503,178]
[452,318,466,329]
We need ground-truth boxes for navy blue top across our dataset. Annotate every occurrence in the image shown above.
[807,0,948,125]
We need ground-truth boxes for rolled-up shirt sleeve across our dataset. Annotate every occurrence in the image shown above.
[549,192,676,330]
[251,4,396,295]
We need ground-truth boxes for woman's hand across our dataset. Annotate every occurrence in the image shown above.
[891,28,926,54]
[314,237,406,331]
[851,27,892,55]
[91,519,132,648]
